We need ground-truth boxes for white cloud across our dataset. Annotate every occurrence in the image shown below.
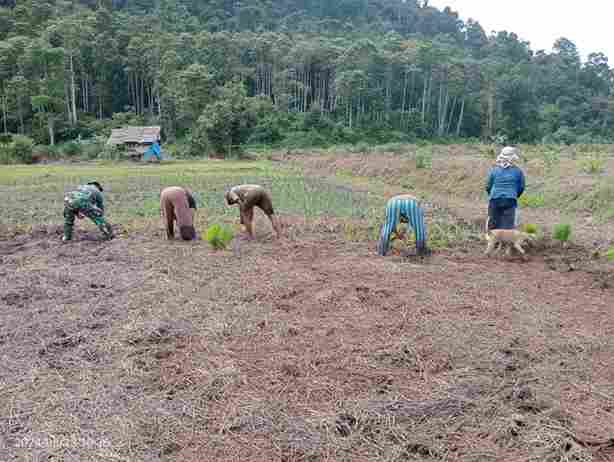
[428,0,614,61]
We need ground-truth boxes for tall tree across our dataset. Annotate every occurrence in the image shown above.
[28,40,64,144]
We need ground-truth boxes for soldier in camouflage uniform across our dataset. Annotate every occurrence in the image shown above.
[63,181,114,242]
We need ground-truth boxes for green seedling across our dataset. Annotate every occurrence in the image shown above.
[205,223,234,250]
[552,223,572,242]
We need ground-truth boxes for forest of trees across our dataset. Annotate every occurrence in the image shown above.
[0,0,613,154]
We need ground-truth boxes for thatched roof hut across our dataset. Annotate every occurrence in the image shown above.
[106,126,161,151]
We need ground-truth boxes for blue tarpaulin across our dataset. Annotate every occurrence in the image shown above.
[143,142,161,161]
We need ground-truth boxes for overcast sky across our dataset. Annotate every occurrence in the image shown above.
[428,0,614,62]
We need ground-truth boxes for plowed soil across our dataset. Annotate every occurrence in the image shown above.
[2,216,613,461]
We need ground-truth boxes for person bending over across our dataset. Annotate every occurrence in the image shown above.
[377,194,429,257]
[160,186,198,240]
[63,181,113,242]
[486,146,525,230]
[224,184,282,239]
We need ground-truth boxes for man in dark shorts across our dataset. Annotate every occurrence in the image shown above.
[160,186,198,240]
[486,146,525,230]
[224,184,282,239]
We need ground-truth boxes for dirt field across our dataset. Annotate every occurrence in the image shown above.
[1,151,614,461]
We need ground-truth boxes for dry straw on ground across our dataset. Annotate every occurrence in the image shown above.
[1,148,613,461]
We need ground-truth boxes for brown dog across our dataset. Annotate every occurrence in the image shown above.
[485,229,535,259]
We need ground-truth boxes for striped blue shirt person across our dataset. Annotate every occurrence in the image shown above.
[377,194,428,256]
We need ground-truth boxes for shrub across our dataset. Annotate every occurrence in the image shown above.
[351,142,371,155]
[574,143,594,154]
[542,126,577,145]
[331,125,360,144]
[62,141,83,157]
[32,144,61,162]
[0,145,8,164]
[205,224,234,250]
[13,135,35,163]
[246,114,285,145]
[193,82,271,157]
[552,223,572,242]
[605,248,614,261]
[427,221,469,248]
[187,129,210,158]
[283,130,331,148]
[59,123,96,142]
[579,155,605,174]
[491,133,508,145]
[518,193,545,208]
[415,146,432,169]
[0,135,35,164]
[98,145,123,161]
[160,141,190,159]
[576,134,611,146]
[542,148,560,171]
[81,141,106,160]
[302,109,336,132]
[577,181,614,217]
[479,144,497,159]
[377,143,406,155]
[110,111,147,129]
[520,223,538,234]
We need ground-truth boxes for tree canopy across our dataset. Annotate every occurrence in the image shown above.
[0,0,612,147]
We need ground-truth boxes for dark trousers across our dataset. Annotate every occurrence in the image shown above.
[63,206,112,240]
[488,199,516,230]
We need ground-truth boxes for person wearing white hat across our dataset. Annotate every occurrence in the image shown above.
[485,146,525,230]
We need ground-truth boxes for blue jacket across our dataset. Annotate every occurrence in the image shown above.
[486,166,525,202]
